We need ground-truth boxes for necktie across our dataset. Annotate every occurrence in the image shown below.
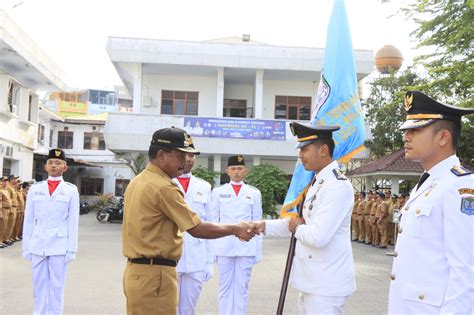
[231,184,242,196]
[416,172,430,191]
[177,177,190,193]
[47,180,61,195]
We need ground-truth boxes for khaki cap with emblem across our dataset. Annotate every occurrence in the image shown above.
[400,91,474,130]
[150,127,200,154]
[290,122,340,149]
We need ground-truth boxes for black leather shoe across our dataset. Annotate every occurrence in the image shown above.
[4,240,13,246]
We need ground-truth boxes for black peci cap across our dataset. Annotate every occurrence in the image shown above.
[48,149,66,161]
[400,91,474,130]
[290,122,340,149]
[150,127,200,154]
[228,155,245,167]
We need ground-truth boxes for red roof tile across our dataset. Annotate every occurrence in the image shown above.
[348,149,423,176]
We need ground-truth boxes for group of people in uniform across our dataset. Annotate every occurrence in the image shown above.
[351,190,406,248]
[0,174,30,249]
[10,90,473,315]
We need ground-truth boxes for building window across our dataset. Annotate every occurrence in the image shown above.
[57,130,74,149]
[223,99,250,118]
[115,179,130,196]
[80,178,104,195]
[161,90,198,116]
[37,124,45,144]
[83,132,106,150]
[274,95,311,120]
[28,95,33,121]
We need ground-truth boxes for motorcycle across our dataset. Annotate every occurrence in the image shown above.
[80,200,91,215]
[96,197,124,223]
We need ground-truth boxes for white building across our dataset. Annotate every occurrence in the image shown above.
[44,113,133,197]
[104,35,374,175]
[0,9,67,180]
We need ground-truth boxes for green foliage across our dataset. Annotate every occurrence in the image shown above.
[402,0,474,163]
[128,153,148,175]
[245,164,289,219]
[364,68,427,157]
[192,166,220,187]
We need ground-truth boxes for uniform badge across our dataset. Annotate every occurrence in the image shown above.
[459,188,474,195]
[404,93,414,112]
[332,169,347,180]
[237,156,244,163]
[246,196,251,199]
[319,179,324,185]
[451,165,472,176]
[196,191,203,196]
[55,150,62,157]
[220,194,231,198]
[460,197,474,216]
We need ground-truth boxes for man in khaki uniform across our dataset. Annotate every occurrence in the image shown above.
[122,127,255,315]
[363,191,374,244]
[0,183,5,248]
[0,176,12,248]
[13,181,25,241]
[351,193,360,241]
[387,194,397,245]
[356,192,366,242]
[376,193,389,248]
[369,193,380,246]
[5,175,19,245]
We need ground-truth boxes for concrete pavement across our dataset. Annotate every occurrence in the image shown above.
[0,213,393,314]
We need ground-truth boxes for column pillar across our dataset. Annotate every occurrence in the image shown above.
[254,69,264,119]
[213,154,221,187]
[216,67,224,117]
[132,64,142,113]
[390,177,400,195]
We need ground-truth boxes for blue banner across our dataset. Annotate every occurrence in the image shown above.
[183,117,286,140]
[282,0,366,216]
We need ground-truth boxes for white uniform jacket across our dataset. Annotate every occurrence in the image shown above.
[22,180,80,256]
[388,155,474,314]
[173,175,214,273]
[266,160,356,296]
[211,183,263,261]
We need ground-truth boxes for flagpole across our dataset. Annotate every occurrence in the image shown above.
[276,198,305,315]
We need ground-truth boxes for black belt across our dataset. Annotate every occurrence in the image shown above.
[128,257,177,267]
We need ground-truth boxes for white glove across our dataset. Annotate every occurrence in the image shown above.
[64,252,76,264]
[22,251,32,261]
[204,263,214,282]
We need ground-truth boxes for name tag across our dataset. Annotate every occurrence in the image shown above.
[220,194,231,198]
[34,192,46,196]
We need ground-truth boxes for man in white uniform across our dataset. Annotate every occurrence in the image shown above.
[388,91,474,314]
[250,122,356,314]
[22,149,80,315]
[173,143,214,315]
[211,155,263,315]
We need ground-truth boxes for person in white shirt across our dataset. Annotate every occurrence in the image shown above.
[250,122,356,315]
[172,142,214,315]
[387,91,474,314]
[22,149,80,315]
[211,155,263,315]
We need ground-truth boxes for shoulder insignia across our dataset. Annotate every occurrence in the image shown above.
[460,196,474,216]
[451,165,472,177]
[459,188,474,195]
[332,168,347,180]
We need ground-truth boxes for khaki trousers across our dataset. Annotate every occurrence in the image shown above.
[5,207,17,240]
[357,215,365,241]
[363,215,372,243]
[123,261,178,315]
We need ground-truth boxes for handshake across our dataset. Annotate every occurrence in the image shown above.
[234,221,265,241]
[234,217,305,241]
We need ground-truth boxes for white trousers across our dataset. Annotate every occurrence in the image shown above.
[217,256,254,315]
[31,254,68,315]
[177,270,206,315]
[297,293,348,315]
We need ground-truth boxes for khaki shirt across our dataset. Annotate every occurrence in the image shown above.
[364,200,373,215]
[0,189,11,213]
[122,163,201,261]
[7,186,18,208]
[352,200,360,215]
[357,200,366,215]
[17,190,25,212]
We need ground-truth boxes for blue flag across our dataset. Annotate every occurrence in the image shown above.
[281,0,365,217]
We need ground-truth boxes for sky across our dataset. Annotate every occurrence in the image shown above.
[0,0,418,91]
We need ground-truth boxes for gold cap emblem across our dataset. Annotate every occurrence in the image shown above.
[404,93,414,112]
[237,156,243,162]
[55,150,61,157]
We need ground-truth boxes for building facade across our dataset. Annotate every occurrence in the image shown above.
[0,9,67,180]
[104,36,374,176]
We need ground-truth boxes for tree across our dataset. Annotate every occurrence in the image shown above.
[403,0,474,164]
[245,164,289,219]
[364,68,427,157]
[127,153,147,175]
[192,166,220,187]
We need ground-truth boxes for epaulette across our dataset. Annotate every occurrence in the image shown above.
[332,168,347,180]
[451,165,472,177]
